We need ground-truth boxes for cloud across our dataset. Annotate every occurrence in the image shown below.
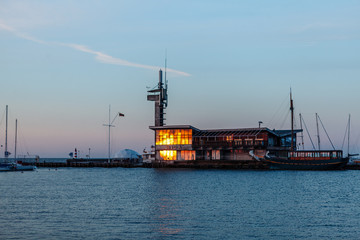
[64,43,191,76]
[0,21,190,77]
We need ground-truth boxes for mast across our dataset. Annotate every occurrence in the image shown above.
[299,113,304,150]
[14,119,17,160]
[108,105,111,163]
[290,91,294,151]
[348,114,350,157]
[147,70,168,126]
[103,105,125,163]
[316,113,320,150]
[5,105,8,160]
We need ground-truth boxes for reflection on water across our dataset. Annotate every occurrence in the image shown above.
[1,168,360,239]
[157,198,182,235]
[147,169,186,238]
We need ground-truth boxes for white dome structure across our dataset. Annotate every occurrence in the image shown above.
[113,149,141,160]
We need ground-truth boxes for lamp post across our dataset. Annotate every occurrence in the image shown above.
[258,121,263,128]
[103,105,125,163]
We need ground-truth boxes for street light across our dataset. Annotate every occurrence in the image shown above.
[258,121,263,128]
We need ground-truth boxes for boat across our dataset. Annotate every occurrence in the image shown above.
[264,150,348,170]
[0,106,36,172]
[263,92,349,170]
[0,162,36,171]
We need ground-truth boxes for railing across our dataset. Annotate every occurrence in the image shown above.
[192,140,268,149]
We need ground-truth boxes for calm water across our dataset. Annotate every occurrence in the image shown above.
[1,168,360,239]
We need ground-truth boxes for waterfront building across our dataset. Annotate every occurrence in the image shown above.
[147,69,300,162]
[150,125,301,162]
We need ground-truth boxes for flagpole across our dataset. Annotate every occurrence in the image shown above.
[103,105,125,163]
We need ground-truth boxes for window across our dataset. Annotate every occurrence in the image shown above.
[212,150,220,160]
[245,139,253,145]
[234,139,242,146]
[160,150,177,160]
[281,136,292,146]
[255,139,264,146]
[179,150,195,160]
[156,129,192,145]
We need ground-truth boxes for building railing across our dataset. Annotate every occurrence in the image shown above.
[192,140,268,149]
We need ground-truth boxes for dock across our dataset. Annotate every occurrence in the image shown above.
[19,159,360,170]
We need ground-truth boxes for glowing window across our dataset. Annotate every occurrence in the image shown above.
[179,150,195,160]
[156,129,192,145]
[160,150,177,160]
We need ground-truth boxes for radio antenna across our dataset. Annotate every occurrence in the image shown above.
[165,49,168,89]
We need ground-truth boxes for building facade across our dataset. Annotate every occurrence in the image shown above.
[150,125,300,162]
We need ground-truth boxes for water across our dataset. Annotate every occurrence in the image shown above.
[1,168,360,239]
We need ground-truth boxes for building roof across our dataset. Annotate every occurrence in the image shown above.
[149,125,200,131]
[150,125,302,138]
[114,149,141,159]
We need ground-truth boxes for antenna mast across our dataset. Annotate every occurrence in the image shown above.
[147,53,169,126]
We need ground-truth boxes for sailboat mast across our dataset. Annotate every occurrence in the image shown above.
[15,119,17,160]
[5,105,8,160]
[108,105,111,163]
[348,114,351,157]
[290,91,294,151]
[299,113,305,150]
[316,113,320,150]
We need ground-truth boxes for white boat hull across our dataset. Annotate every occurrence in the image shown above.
[0,163,36,171]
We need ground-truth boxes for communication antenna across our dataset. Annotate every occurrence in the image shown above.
[164,49,168,108]
[147,51,169,126]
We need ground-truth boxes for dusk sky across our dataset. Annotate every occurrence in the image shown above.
[1,0,360,158]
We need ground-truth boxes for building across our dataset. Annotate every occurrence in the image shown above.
[113,149,142,165]
[150,125,301,162]
[147,70,300,162]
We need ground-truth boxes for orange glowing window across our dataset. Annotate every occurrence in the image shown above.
[160,150,177,160]
[226,135,233,142]
[156,129,192,145]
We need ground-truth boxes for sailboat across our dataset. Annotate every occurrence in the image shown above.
[263,92,349,170]
[0,106,36,172]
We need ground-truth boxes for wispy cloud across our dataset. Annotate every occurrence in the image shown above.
[64,43,191,76]
[0,21,190,77]
[0,21,47,44]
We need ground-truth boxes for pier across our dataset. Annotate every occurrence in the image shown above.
[20,159,360,170]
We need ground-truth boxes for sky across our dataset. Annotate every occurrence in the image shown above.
[1,0,360,158]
